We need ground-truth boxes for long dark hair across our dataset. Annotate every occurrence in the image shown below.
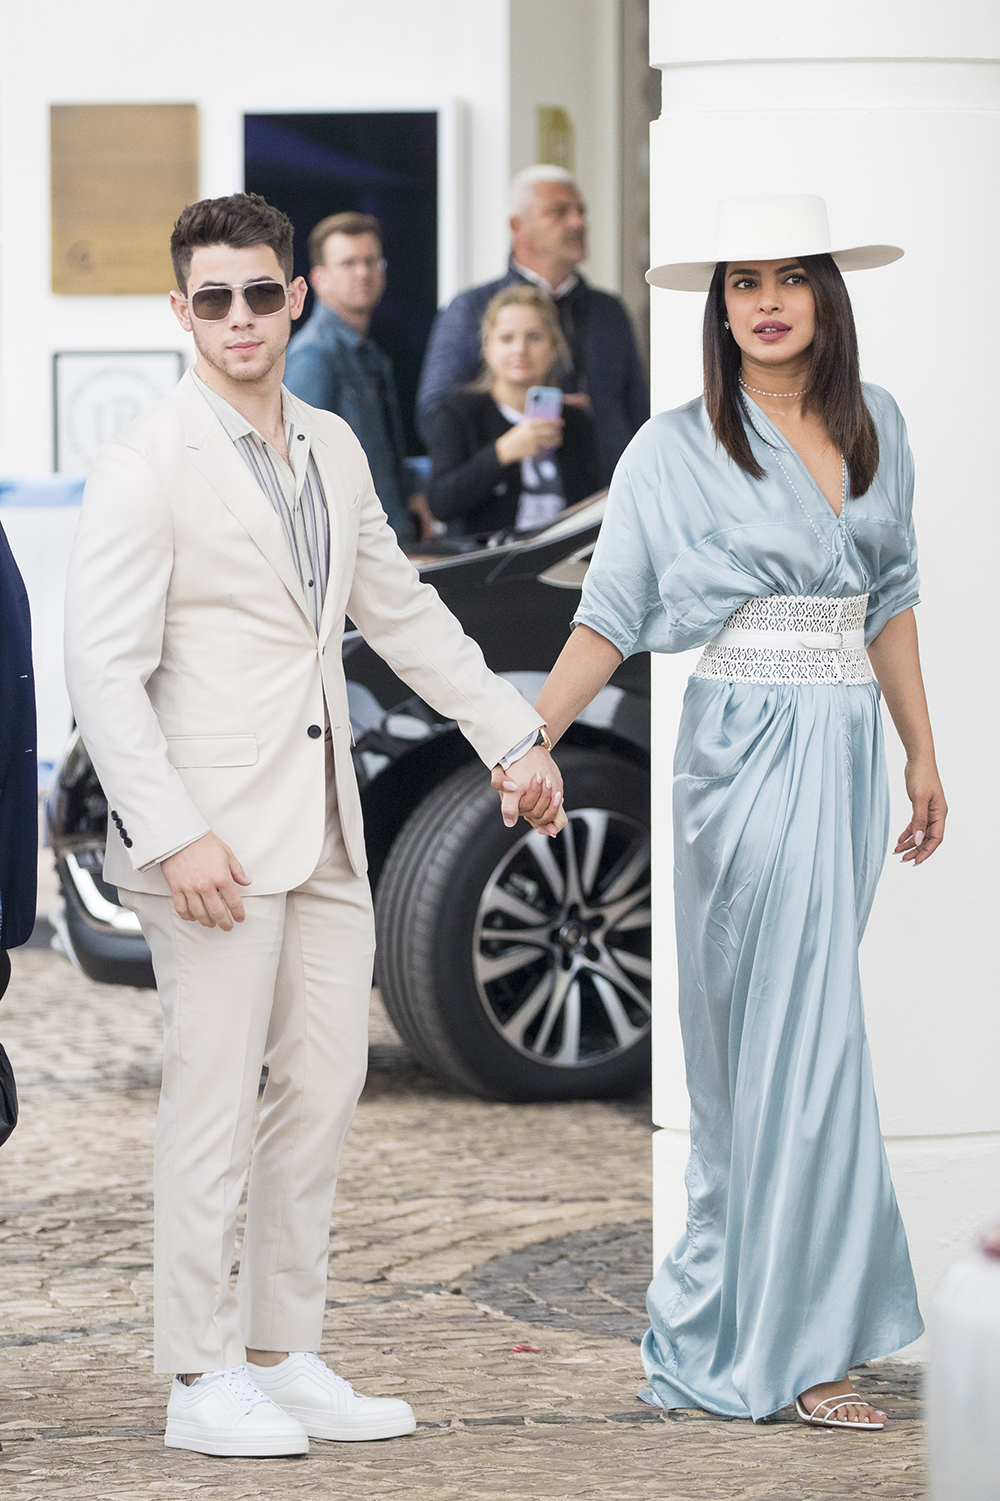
[703,254,880,497]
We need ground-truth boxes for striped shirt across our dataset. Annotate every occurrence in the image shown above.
[193,374,538,771]
[194,374,330,634]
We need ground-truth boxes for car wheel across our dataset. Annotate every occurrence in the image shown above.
[375,747,651,1101]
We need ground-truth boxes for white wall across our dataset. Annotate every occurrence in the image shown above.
[647,0,1000,1348]
[509,0,622,292]
[0,0,515,477]
[0,0,624,480]
[0,0,625,768]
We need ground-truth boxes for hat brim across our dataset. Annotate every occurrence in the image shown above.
[645,244,904,292]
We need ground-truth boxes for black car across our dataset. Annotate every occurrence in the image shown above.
[47,493,651,1102]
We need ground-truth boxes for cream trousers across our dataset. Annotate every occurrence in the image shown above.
[122,747,374,1374]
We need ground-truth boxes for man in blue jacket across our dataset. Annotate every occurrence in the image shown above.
[416,165,648,488]
[285,212,426,544]
[0,518,36,1005]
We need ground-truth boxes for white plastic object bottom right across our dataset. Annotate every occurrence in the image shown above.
[926,1242,1000,1500]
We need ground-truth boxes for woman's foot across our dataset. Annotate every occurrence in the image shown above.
[797,1378,886,1427]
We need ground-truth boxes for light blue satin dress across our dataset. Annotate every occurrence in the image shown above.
[574,384,924,1422]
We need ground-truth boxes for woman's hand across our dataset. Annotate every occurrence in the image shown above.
[868,610,946,868]
[490,747,567,837]
[489,624,624,840]
[495,418,564,466]
[894,757,947,865]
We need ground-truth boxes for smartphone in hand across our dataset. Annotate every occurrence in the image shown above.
[524,385,564,421]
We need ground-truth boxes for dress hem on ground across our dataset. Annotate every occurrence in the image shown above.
[637,1314,925,1422]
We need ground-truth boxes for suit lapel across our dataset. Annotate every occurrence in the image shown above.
[173,374,313,628]
[312,433,346,648]
[281,390,349,648]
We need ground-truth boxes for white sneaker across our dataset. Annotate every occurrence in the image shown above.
[248,1352,416,1441]
[164,1365,310,1456]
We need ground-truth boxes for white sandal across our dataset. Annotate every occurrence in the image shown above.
[794,1393,885,1430]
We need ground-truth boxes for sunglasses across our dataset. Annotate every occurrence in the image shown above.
[188,280,288,321]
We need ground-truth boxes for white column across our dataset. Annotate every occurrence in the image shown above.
[647,0,1000,1352]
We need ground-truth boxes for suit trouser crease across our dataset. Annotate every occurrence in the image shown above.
[122,748,374,1373]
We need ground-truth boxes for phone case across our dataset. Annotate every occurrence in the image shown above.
[525,386,563,420]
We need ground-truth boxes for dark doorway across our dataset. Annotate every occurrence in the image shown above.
[244,111,438,454]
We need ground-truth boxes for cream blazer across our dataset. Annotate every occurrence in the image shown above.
[64,372,542,896]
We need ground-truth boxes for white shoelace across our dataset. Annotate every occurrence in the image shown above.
[303,1351,354,1393]
[192,1364,270,1411]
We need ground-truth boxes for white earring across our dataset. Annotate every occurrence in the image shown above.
[723,321,730,330]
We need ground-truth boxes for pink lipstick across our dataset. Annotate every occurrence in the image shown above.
[753,321,791,344]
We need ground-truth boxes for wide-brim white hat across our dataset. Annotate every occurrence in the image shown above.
[646,194,903,292]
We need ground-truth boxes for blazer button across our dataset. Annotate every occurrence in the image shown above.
[307,724,322,739]
[123,837,133,848]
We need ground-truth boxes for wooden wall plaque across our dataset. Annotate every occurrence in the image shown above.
[51,103,199,295]
[536,106,575,174]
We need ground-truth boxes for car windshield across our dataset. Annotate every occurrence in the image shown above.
[409,489,609,571]
[515,490,608,546]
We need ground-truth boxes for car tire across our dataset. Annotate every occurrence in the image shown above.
[59,870,156,989]
[375,748,651,1101]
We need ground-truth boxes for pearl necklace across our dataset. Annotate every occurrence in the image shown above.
[739,376,804,398]
[770,450,847,554]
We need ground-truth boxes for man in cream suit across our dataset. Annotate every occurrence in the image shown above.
[64,193,564,1459]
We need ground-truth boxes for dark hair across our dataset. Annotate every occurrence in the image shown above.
[170,193,294,293]
[308,212,382,268]
[703,253,880,497]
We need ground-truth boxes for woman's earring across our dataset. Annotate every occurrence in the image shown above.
[723,321,730,330]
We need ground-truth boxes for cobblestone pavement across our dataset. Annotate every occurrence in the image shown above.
[0,943,926,1499]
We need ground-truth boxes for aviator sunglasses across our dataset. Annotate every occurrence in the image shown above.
[187,279,289,321]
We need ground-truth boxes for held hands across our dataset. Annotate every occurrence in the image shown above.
[894,758,948,865]
[161,831,252,929]
[495,418,564,466]
[490,746,567,838]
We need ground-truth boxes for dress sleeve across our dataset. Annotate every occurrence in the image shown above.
[864,398,921,644]
[573,459,664,658]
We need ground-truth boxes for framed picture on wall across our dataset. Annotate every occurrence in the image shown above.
[54,350,185,472]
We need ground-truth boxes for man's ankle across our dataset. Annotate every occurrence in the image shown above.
[246,1349,289,1368]
[178,1373,204,1385]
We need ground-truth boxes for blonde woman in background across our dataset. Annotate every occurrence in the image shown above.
[427,284,600,537]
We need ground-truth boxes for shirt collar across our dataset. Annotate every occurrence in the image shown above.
[512,259,580,299]
[193,370,308,450]
[313,301,368,349]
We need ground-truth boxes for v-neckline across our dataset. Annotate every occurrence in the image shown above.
[740,394,848,521]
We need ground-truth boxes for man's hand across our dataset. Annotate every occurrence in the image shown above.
[161,832,251,930]
[491,746,567,837]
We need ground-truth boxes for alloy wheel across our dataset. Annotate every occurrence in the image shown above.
[473,809,651,1068]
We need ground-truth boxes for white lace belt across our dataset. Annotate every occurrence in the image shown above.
[693,594,874,685]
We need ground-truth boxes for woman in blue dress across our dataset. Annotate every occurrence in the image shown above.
[510,195,947,1428]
